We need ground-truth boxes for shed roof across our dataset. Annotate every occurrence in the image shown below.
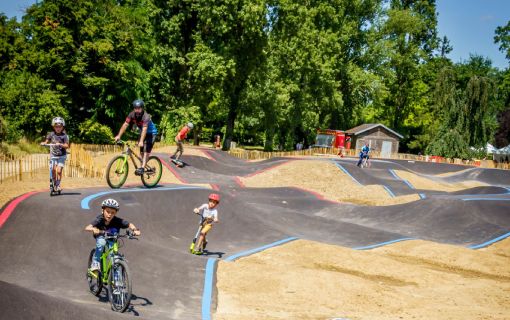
[346,123,403,139]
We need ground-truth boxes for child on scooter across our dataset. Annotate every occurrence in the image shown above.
[192,193,220,255]
[40,117,69,192]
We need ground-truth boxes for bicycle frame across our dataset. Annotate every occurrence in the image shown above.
[114,143,143,174]
[100,240,121,284]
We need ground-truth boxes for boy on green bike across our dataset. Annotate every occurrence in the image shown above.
[85,198,141,273]
[192,193,220,255]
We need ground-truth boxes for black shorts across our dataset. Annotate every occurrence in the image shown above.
[140,133,156,154]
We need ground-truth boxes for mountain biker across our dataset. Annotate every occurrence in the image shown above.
[357,142,370,167]
[40,117,69,192]
[171,122,193,161]
[85,198,141,274]
[114,99,158,175]
[192,193,220,255]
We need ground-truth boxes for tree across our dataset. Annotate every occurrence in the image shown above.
[381,0,439,149]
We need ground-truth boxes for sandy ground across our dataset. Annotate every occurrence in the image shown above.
[239,160,420,206]
[393,169,487,191]
[215,239,510,320]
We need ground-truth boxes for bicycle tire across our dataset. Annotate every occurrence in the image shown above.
[86,249,103,296]
[106,155,129,189]
[108,260,132,313]
[141,155,162,188]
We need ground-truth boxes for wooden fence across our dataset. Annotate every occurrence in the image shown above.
[227,147,510,169]
[0,144,115,183]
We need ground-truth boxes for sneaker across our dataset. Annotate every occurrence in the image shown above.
[135,167,144,176]
[193,250,203,255]
[170,155,176,160]
[90,261,100,273]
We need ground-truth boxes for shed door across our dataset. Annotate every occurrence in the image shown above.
[381,141,392,158]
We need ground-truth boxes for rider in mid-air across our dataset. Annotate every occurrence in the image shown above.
[114,99,158,175]
[171,122,193,161]
[85,199,141,274]
[192,193,220,255]
[40,117,69,192]
[357,142,370,167]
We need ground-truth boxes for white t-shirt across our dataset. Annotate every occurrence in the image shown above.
[198,204,218,221]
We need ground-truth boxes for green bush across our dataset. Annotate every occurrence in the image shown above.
[78,119,114,144]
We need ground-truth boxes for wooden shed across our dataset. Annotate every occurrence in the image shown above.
[346,123,403,158]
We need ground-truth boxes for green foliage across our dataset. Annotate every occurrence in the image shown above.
[0,0,507,160]
[0,70,67,140]
[78,118,114,144]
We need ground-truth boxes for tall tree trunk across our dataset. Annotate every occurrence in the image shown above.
[222,107,237,150]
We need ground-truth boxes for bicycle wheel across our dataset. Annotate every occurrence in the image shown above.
[141,155,162,188]
[106,155,129,189]
[108,260,132,312]
[87,249,103,296]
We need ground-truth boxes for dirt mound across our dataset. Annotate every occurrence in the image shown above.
[216,238,510,320]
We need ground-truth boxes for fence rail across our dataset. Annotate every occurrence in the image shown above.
[0,144,112,183]
[227,147,510,170]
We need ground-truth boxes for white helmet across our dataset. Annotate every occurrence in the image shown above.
[52,117,65,126]
[187,122,194,129]
[101,198,119,210]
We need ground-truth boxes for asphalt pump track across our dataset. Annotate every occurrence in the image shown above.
[0,150,509,319]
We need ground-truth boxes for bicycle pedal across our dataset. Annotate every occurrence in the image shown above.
[88,269,99,278]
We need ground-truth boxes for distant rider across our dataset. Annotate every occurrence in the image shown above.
[40,117,69,191]
[171,122,193,161]
[357,142,370,167]
[114,99,158,175]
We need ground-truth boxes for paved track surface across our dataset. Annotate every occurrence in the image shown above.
[1,150,509,319]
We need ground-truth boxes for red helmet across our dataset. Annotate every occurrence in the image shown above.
[208,193,220,203]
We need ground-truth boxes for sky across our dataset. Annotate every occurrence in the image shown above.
[0,0,509,69]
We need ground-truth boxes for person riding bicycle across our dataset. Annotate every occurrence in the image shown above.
[171,122,193,161]
[85,198,141,274]
[114,99,158,175]
[357,142,370,167]
[40,117,69,192]
[192,193,220,255]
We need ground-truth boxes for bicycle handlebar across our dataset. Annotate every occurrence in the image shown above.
[101,229,138,240]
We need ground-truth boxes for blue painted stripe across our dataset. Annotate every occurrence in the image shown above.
[333,162,363,186]
[353,238,415,250]
[383,186,396,198]
[388,169,400,180]
[462,198,510,201]
[202,258,216,320]
[468,231,510,249]
[389,169,415,189]
[224,237,298,262]
[80,186,208,209]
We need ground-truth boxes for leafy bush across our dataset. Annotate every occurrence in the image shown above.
[78,119,114,144]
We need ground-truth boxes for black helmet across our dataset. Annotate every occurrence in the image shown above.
[132,99,144,109]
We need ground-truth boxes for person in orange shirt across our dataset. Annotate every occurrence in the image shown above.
[171,122,193,161]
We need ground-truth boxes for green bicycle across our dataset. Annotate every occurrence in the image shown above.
[105,140,162,188]
[86,230,137,312]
